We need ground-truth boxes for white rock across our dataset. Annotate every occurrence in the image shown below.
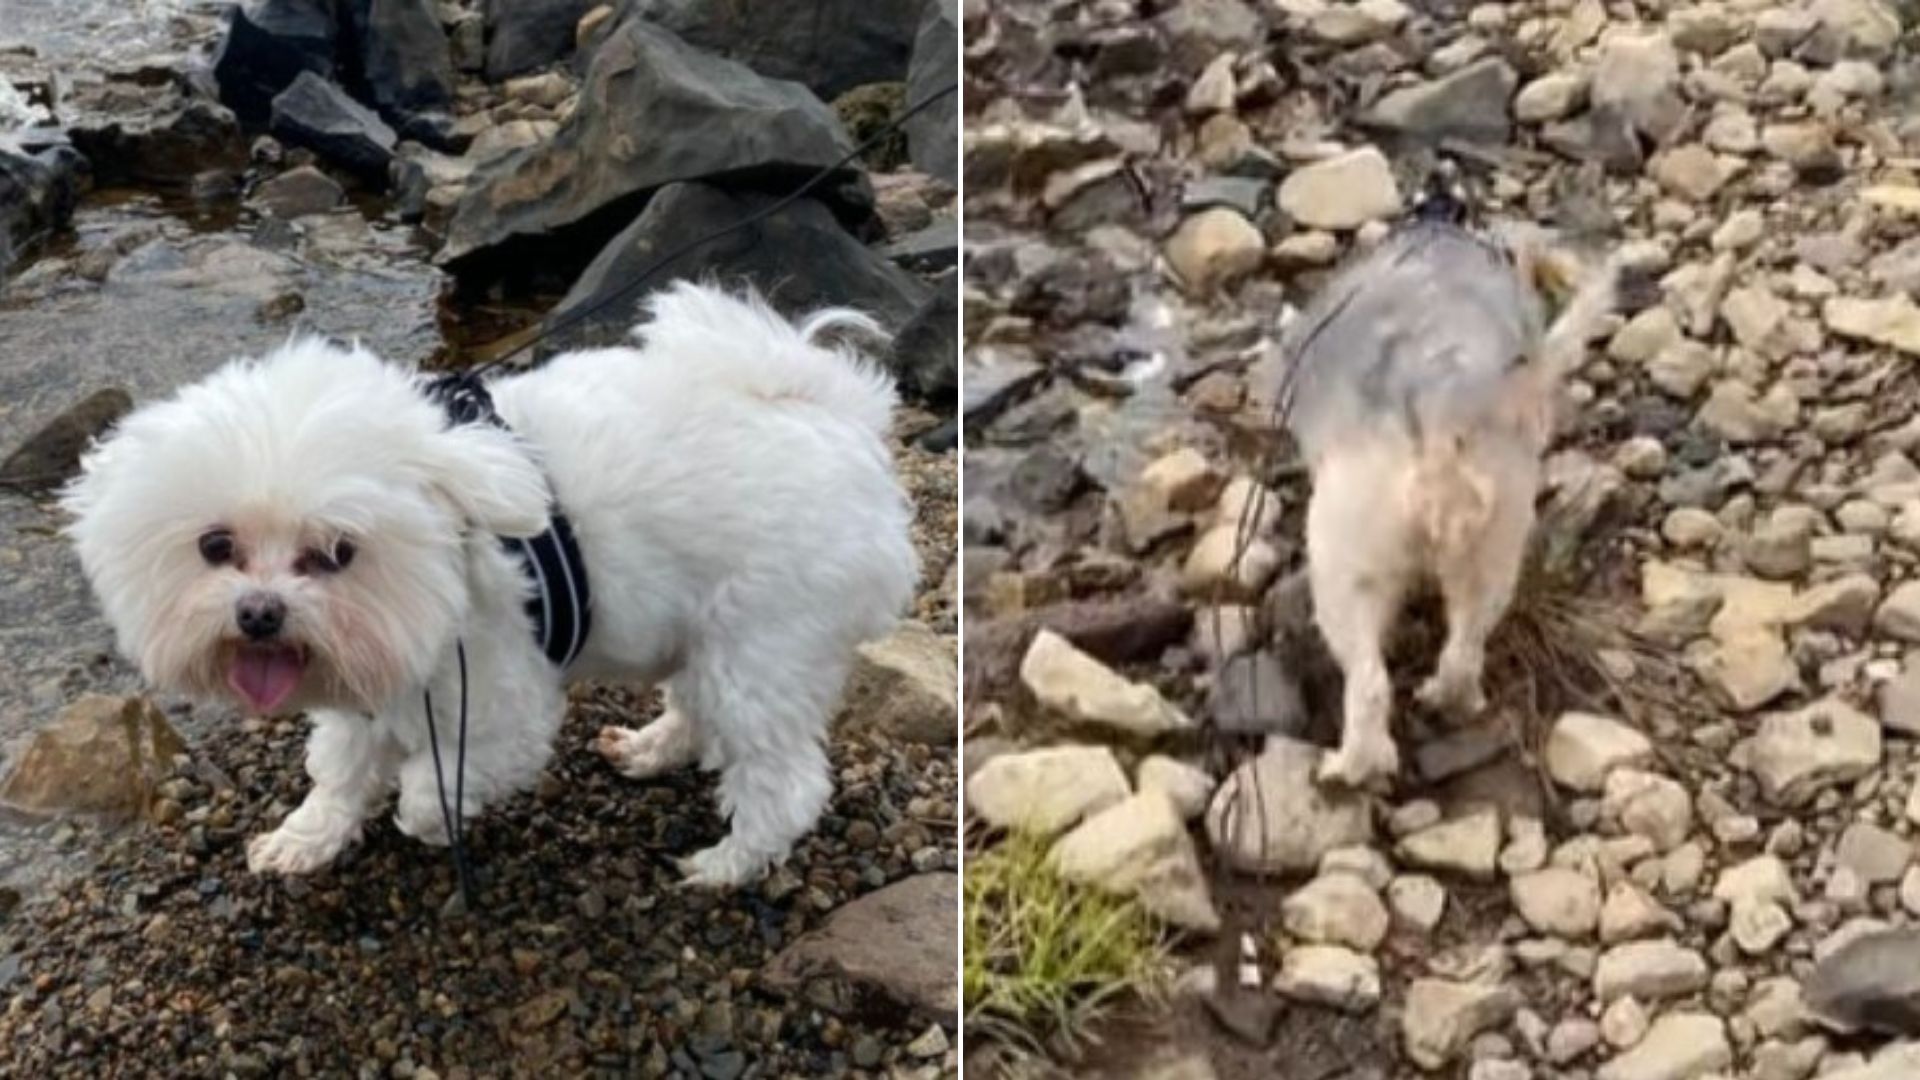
[1876,581,1920,641]
[1546,713,1654,792]
[1600,881,1680,943]
[1602,769,1693,852]
[1731,697,1883,806]
[1593,939,1709,1003]
[1020,630,1192,736]
[1183,524,1281,598]
[1714,855,1799,909]
[1206,737,1373,873]
[1730,899,1794,954]
[1595,1011,1729,1080]
[966,745,1130,835]
[1137,756,1216,821]
[1389,874,1447,932]
[1824,295,1920,357]
[1514,72,1586,122]
[1601,995,1650,1048]
[1511,867,1602,939]
[1276,147,1402,230]
[1400,978,1520,1071]
[1051,791,1220,931]
[1282,873,1389,951]
[1165,208,1265,295]
[842,621,957,745]
[1272,945,1380,1012]
[1319,845,1393,890]
[1397,808,1502,879]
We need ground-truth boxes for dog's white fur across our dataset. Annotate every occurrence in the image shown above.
[1284,222,1619,788]
[61,282,919,886]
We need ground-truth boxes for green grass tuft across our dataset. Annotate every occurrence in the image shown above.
[963,830,1170,1052]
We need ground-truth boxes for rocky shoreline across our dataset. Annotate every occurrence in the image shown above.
[963,0,1920,1076]
[0,0,959,1075]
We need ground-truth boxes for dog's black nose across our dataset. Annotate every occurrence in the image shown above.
[236,593,287,641]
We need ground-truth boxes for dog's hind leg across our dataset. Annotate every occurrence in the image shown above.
[594,688,701,780]
[1418,467,1535,721]
[1307,456,1414,789]
[667,634,845,888]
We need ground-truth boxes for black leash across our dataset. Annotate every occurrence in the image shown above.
[423,641,476,910]
[469,81,958,379]
[417,81,958,910]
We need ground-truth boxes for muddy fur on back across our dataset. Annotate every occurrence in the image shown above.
[1278,217,1621,789]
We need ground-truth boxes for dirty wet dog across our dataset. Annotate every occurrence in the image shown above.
[1279,214,1623,788]
[60,282,919,887]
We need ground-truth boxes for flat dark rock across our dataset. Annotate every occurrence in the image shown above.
[211,0,338,126]
[762,872,957,1026]
[622,0,923,100]
[0,388,133,491]
[268,71,397,182]
[903,0,957,186]
[1806,927,1920,1035]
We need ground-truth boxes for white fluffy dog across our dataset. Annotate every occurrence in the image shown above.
[61,282,919,887]
[1282,218,1620,788]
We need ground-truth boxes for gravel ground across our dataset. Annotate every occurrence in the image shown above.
[0,418,958,1080]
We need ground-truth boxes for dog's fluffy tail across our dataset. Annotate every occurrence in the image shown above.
[633,281,899,437]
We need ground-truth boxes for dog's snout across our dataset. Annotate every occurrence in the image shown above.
[236,593,287,641]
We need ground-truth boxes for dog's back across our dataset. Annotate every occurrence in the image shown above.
[1282,221,1548,465]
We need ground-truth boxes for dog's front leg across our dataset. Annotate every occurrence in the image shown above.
[248,710,398,875]
[391,678,563,847]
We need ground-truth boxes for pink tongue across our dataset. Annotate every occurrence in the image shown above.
[228,647,303,714]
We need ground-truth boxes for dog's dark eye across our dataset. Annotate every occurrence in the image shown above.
[297,538,356,575]
[198,529,235,566]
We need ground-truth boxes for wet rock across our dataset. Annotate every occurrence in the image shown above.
[890,271,957,403]
[1272,945,1379,1012]
[268,72,398,182]
[444,20,861,269]
[69,99,246,187]
[540,182,925,353]
[1164,207,1263,295]
[1823,295,1920,357]
[624,0,922,102]
[839,621,955,746]
[1361,57,1516,144]
[482,0,596,81]
[342,0,455,122]
[1019,628,1193,736]
[1205,737,1373,874]
[1281,873,1388,951]
[1596,1011,1730,1080]
[762,873,956,1025]
[0,145,83,277]
[1401,978,1519,1071]
[1396,808,1501,880]
[0,695,186,822]
[1052,792,1219,932]
[966,744,1129,835]
[904,0,957,186]
[1731,697,1882,806]
[211,0,339,127]
[0,387,132,491]
[247,163,346,217]
[1276,147,1400,230]
[1546,713,1653,792]
[1208,650,1307,737]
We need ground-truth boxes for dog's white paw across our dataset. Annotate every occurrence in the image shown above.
[1316,738,1400,790]
[393,797,454,848]
[246,825,345,875]
[1415,672,1488,721]
[675,841,768,890]
[595,723,686,780]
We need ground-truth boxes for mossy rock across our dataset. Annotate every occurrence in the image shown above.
[833,81,908,172]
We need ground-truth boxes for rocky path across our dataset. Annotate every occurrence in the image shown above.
[0,0,959,1075]
[962,0,1920,1077]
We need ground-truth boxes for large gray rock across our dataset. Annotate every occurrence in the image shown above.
[890,268,956,404]
[1205,737,1373,873]
[443,20,863,270]
[343,0,455,121]
[1806,926,1920,1034]
[1361,58,1517,144]
[268,71,398,182]
[68,98,246,187]
[904,0,957,186]
[539,182,927,353]
[211,0,340,126]
[622,0,924,100]
[0,145,82,279]
[482,0,598,81]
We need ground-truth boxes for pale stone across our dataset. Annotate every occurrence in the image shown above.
[1546,713,1654,792]
[1206,737,1373,873]
[1511,867,1602,939]
[1397,808,1502,879]
[1272,945,1380,1011]
[1594,939,1709,1003]
[966,745,1130,835]
[1731,697,1882,806]
[1020,629,1193,735]
[1595,1012,1730,1080]
[1401,978,1520,1071]
[1276,147,1402,230]
[1282,873,1390,951]
[1052,792,1221,931]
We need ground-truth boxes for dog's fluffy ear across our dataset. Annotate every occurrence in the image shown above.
[422,424,551,538]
